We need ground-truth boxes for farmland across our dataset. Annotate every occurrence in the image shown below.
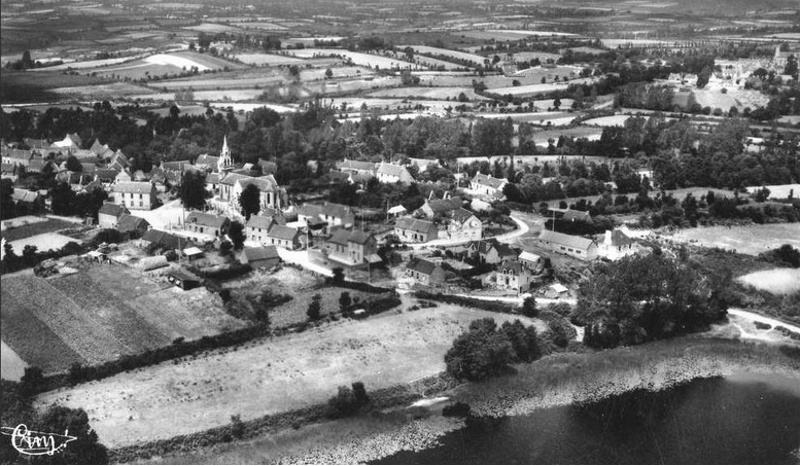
[8,233,81,254]
[234,53,304,66]
[35,303,542,447]
[367,86,486,101]
[0,217,75,242]
[400,45,484,65]
[0,264,244,374]
[737,268,800,295]
[0,340,28,381]
[669,224,800,256]
[287,49,420,70]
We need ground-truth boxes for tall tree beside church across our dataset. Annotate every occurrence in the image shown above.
[238,183,261,220]
[180,170,208,210]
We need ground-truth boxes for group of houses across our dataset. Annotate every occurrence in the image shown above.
[393,192,483,244]
[335,160,415,185]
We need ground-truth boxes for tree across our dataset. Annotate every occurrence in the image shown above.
[325,68,333,79]
[444,318,515,381]
[19,366,44,398]
[36,406,109,464]
[696,66,712,89]
[552,97,561,110]
[65,155,82,172]
[228,220,245,250]
[51,182,76,216]
[339,291,352,316]
[238,183,261,220]
[520,296,538,317]
[307,294,322,321]
[784,54,798,80]
[180,170,209,210]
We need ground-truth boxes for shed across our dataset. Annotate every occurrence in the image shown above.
[182,246,205,261]
[240,246,281,269]
[167,268,202,290]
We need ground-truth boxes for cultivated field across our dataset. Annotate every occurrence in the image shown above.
[583,114,633,127]
[234,53,304,66]
[669,224,800,256]
[35,304,541,447]
[288,49,420,70]
[491,78,596,97]
[0,264,244,373]
[367,86,486,101]
[8,232,80,254]
[1,340,29,381]
[737,268,800,295]
[50,82,155,98]
[399,45,484,65]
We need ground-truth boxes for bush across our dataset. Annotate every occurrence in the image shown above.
[327,382,370,418]
[415,291,516,314]
[188,263,251,280]
[442,401,471,417]
[754,321,772,330]
[521,296,538,317]
[444,318,516,381]
[307,294,322,321]
[539,310,576,348]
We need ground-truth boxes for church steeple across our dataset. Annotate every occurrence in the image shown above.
[218,135,233,172]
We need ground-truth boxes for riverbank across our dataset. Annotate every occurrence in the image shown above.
[138,336,800,465]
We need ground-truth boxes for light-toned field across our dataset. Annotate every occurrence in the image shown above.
[737,268,800,295]
[234,53,304,66]
[459,30,574,41]
[50,82,155,97]
[583,114,633,127]
[491,78,595,97]
[153,75,285,90]
[232,22,288,31]
[399,45,484,64]
[413,55,465,71]
[511,51,561,63]
[288,49,420,70]
[182,23,242,34]
[35,305,541,448]
[670,224,800,256]
[8,232,79,254]
[300,66,374,81]
[130,89,266,101]
[29,55,144,71]
[0,264,244,374]
[367,86,486,101]
[531,126,604,144]
[1,340,28,381]
[305,76,403,95]
[744,184,799,199]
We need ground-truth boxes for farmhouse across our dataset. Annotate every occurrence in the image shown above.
[184,212,230,238]
[394,217,438,243]
[98,203,130,229]
[325,229,378,266]
[375,162,414,184]
[240,246,281,269]
[140,229,185,251]
[467,239,517,265]
[246,214,281,244]
[111,181,157,210]
[406,258,446,286]
[1,148,33,167]
[596,229,637,261]
[417,193,463,219]
[491,259,534,293]
[470,173,508,199]
[297,202,355,234]
[267,225,303,250]
[116,214,150,236]
[441,208,483,241]
[538,230,598,261]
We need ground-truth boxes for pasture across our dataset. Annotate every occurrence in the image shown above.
[737,268,800,295]
[7,232,80,254]
[669,224,800,256]
[36,304,540,447]
[400,45,484,64]
[0,217,73,241]
[234,53,304,66]
[1,340,29,381]
[51,82,155,98]
[744,184,799,199]
[0,264,244,374]
[288,49,420,70]
[367,86,485,101]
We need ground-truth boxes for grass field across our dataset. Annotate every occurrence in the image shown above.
[51,82,155,98]
[0,264,244,374]
[288,49,420,70]
[737,268,800,295]
[399,45,484,65]
[744,184,800,199]
[0,217,74,241]
[35,304,540,447]
[0,340,28,381]
[669,224,800,256]
[367,86,485,101]
[234,53,304,66]
[7,232,81,254]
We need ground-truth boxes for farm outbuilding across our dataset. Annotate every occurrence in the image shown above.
[240,246,281,269]
[167,268,202,290]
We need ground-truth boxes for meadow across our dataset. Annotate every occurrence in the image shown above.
[669,224,800,256]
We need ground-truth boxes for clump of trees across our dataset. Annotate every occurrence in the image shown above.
[444,318,543,381]
[575,254,731,349]
[759,244,800,268]
[327,382,370,418]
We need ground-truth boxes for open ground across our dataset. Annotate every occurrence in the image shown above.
[669,223,800,256]
[35,304,542,448]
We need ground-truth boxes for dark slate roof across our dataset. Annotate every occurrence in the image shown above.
[142,229,185,249]
[268,225,300,241]
[395,217,436,233]
[185,211,229,228]
[242,246,280,262]
[113,181,154,194]
[426,196,462,214]
[450,207,476,223]
[327,229,351,246]
[562,209,592,223]
[498,259,525,275]
[99,203,129,218]
[246,215,276,230]
[407,258,439,275]
[117,214,150,232]
[610,230,635,247]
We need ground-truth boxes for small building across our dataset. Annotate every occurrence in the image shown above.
[538,230,598,261]
[167,268,202,290]
[596,229,637,261]
[297,202,355,234]
[182,246,205,261]
[184,211,230,238]
[194,153,221,172]
[245,214,281,244]
[417,193,463,219]
[1,148,33,167]
[394,217,438,243]
[116,214,150,236]
[140,229,186,251]
[267,225,303,250]
[467,239,517,265]
[111,181,157,210]
[442,208,482,241]
[375,162,414,184]
[325,229,378,266]
[519,251,544,272]
[493,259,533,293]
[406,258,447,286]
[98,203,130,229]
[11,189,45,214]
[337,159,376,175]
[470,173,508,199]
[562,209,592,223]
[240,246,281,269]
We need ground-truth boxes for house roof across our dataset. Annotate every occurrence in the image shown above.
[24,138,50,150]
[450,207,476,224]
[141,229,184,249]
[337,160,376,172]
[519,251,541,263]
[268,225,300,241]
[185,211,229,228]
[407,258,440,275]
[425,196,463,214]
[395,217,436,233]
[169,268,202,283]
[498,259,525,275]
[3,148,32,160]
[562,209,592,223]
[246,214,279,230]
[195,154,220,166]
[327,229,351,246]
[242,246,280,262]
[609,229,635,247]
[12,189,39,203]
[162,161,191,172]
[472,173,507,189]
[237,174,281,192]
[99,203,129,218]
[95,168,119,181]
[539,230,597,251]
[328,229,373,246]
[113,181,154,194]
[376,162,412,180]
[117,214,150,232]
[388,205,407,215]
[494,243,517,258]
[298,202,353,221]
[27,158,50,172]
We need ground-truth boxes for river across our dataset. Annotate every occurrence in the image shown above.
[374,373,800,464]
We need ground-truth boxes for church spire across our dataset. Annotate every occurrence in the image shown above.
[218,135,233,172]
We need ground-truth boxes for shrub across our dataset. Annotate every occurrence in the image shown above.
[442,402,471,417]
[444,318,516,381]
[327,382,370,418]
[307,294,322,321]
[521,296,538,317]
[754,321,772,330]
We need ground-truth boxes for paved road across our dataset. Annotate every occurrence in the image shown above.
[409,213,533,250]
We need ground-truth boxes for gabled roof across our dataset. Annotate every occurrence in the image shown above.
[3,148,32,160]
[609,230,635,247]
[426,197,462,214]
[327,228,351,246]
[95,168,119,181]
[298,202,353,221]
[162,161,191,172]
[376,162,412,180]
[498,259,525,275]
[237,174,281,192]
[99,203,129,218]
[268,225,301,241]
[472,173,507,189]
[117,214,150,232]
[112,181,154,194]
[242,246,280,262]
[337,160,376,172]
[450,208,477,224]
[141,229,184,249]
[246,214,277,230]
[407,258,440,275]
[185,211,229,228]
[12,189,40,203]
[395,217,436,233]
[539,230,597,251]
[23,138,50,150]
[519,251,541,263]
[562,209,592,223]
[195,154,220,166]
[328,229,373,246]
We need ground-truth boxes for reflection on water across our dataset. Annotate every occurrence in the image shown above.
[375,374,800,465]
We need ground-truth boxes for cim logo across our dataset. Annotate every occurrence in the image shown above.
[1,424,77,456]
